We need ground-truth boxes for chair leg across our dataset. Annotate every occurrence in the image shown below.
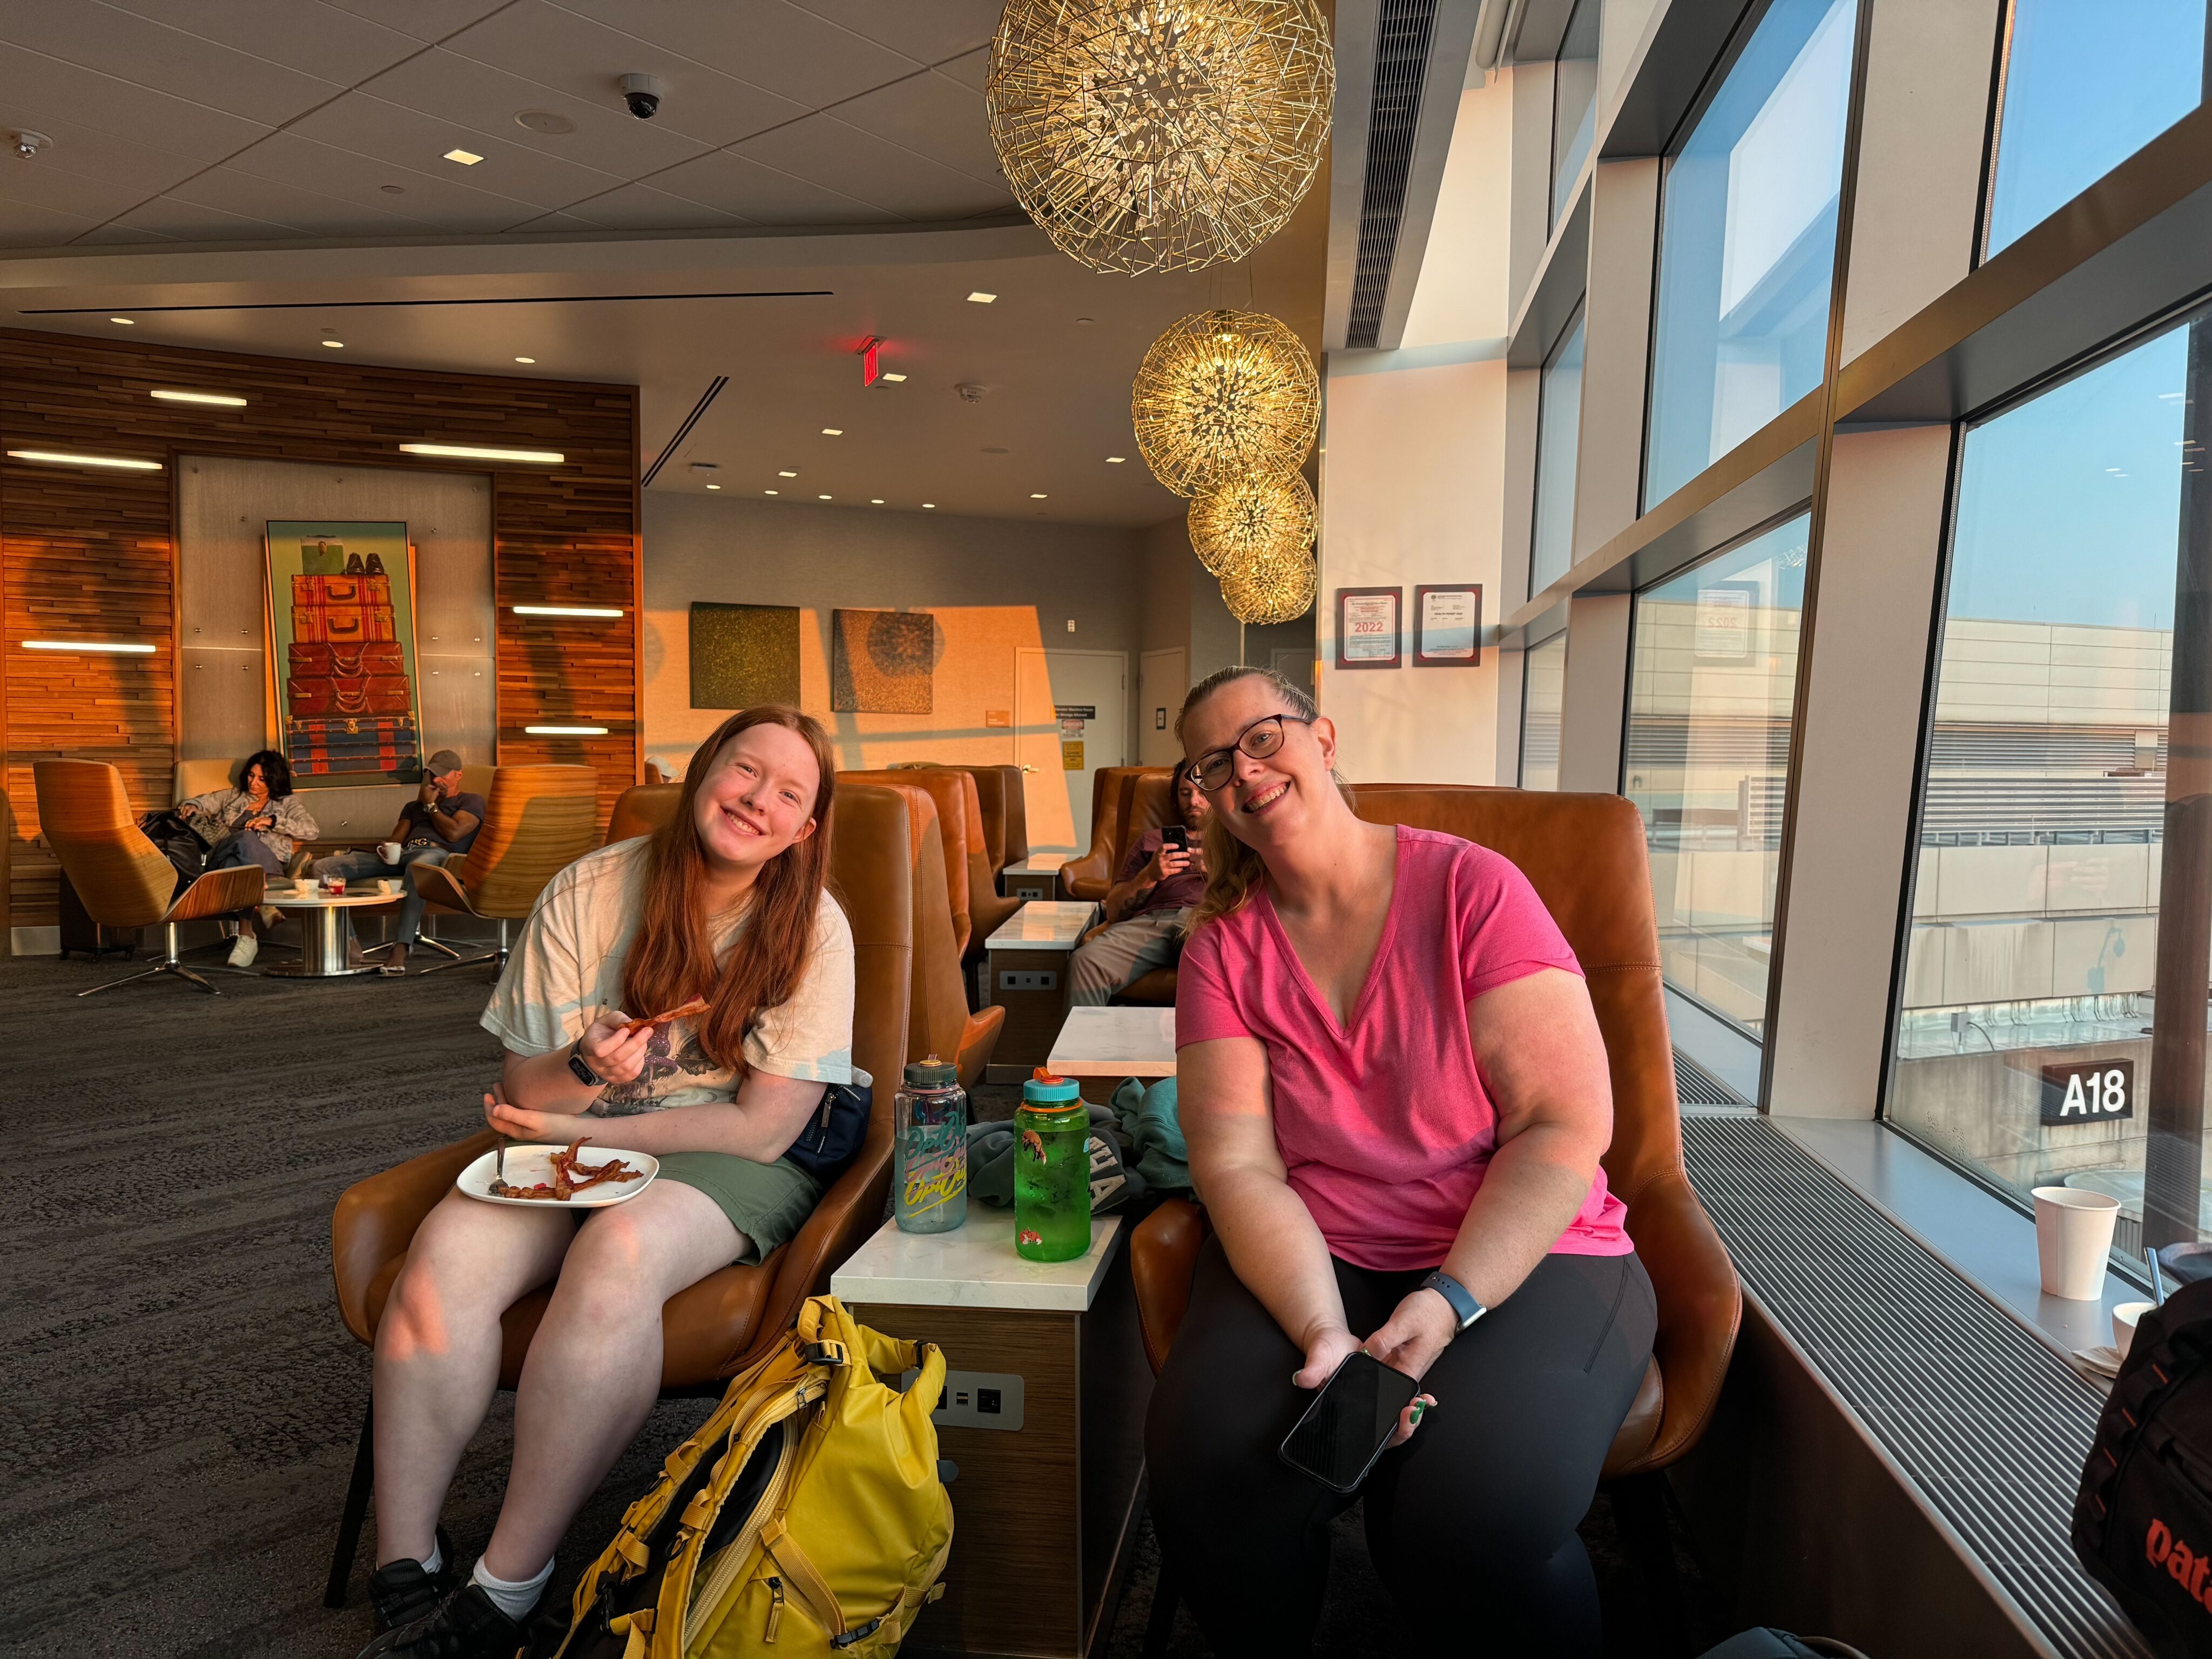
[414,917,509,977]
[1609,1471,1692,1659]
[325,1401,375,1609]
[79,924,221,996]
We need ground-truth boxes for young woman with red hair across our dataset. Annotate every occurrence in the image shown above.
[356,707,855,1659]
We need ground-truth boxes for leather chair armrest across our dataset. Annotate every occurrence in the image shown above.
[166,865,265,925]
[332,1131,496,1345]
[1061,849,1113,902]
[410,859,476,916]
[1614,1167,1741,1474]
[968,889,1023,950]
[754,1141,896,1373]
[955,1006,1006,1090]
[1130,1197,1209,1375]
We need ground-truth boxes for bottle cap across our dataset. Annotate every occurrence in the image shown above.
[1022,1067,1082,1106]
[903,1054,958,1089]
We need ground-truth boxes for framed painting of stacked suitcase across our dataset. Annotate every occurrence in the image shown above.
[263,521,425,783]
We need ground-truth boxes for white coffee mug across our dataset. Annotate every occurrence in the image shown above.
[2113,1300,2156,1360]
[2032,1185,2122,1300]
[379,840,403,864]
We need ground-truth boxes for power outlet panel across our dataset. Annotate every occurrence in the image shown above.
[898,1367,1026,1432]
[999,969,1058,992]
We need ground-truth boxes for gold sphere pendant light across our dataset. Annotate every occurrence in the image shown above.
[1188,466,1315,577]
[987,0,1333,275]
[1221,539,1318,625]
[1132,308,1320,496]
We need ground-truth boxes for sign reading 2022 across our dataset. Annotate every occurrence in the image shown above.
[2040,1058,2134,1127]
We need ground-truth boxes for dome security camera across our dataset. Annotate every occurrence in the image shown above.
[618,73,666,119]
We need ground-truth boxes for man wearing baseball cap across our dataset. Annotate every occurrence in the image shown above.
[312,749,486,976]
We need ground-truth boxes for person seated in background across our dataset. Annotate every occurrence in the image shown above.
[178,750,319,968]
[357,707,854,1658]
[1147,665,1654,1658]
[1067,767,1210,1006]
[312,750,483,977]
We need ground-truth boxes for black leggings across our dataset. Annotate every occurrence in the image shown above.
[1144,1238,1656,1658]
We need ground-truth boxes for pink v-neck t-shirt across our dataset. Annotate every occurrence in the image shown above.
[1176,824,1633,1271]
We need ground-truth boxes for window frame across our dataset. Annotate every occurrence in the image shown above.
[1528,298,1589,600]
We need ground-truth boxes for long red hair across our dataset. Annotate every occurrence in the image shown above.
[623,706,839,1073]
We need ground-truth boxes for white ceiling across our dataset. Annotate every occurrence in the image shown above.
[0,0,1016,247]
[0,1,1331,529]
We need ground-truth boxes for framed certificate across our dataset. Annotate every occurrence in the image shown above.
[1412,585,1482,666]
[1334,587,1402,670]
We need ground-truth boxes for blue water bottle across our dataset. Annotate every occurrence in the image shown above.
[893,1055,967,1233]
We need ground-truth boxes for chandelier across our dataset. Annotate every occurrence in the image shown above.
[1220,539,1318,625]
[1131,308,1320,496]
[1188,466,1314,576]
[987,0,1333,275]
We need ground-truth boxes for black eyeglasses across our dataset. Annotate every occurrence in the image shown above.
[1187,712,1315,792]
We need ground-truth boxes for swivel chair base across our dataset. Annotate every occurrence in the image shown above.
[412,917,512,977]
[80,923,218,996]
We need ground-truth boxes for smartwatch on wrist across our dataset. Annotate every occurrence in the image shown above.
[1420,1270,1487,1337]
[566,1037,603,1089]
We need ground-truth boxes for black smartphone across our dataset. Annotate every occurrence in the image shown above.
[1161,824,1190,852]
[1278,1351,1420,1493]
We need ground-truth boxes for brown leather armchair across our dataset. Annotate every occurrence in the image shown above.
[840,767,1021,957]
[323,782,920,1607]
[871,781,1005,1089]
[35,759,268,996]
[1072,771,1183,1007]
[1129,783,1739,1477]
[955,764,1025,874]
[606,781,682,844]
[1060,766,1170,901]
[409,764,600,976]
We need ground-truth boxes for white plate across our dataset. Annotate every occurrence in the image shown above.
[456,1142,659,1208]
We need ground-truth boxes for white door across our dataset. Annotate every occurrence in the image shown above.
[1139,647,1188,767]
[1015,648,1128,852]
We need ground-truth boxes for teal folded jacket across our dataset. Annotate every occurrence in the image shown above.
[1110,1075,1191,1193]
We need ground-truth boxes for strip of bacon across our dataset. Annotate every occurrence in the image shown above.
[621,996,710,1035]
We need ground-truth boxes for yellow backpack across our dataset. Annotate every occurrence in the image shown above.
[553,1297,954,1659]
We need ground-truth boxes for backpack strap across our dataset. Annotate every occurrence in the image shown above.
[761,1518,850,1640]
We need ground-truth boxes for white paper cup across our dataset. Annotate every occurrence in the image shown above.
[2113,1300,2156,1360]
[379,841,403,864]
[2032,1185,2121,1300]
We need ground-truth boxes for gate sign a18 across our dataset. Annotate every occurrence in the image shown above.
[2040,1058,2134,1127]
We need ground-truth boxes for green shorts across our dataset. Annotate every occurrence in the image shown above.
[653,1152,821,1265]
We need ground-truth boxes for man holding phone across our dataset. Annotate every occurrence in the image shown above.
[1067,768,1211,1006]
[311,749,485,976]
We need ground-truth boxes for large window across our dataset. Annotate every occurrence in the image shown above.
[1530,308,1586,596]
[1550,0,1601,228]
[1521,631,1567,791]
[1985,0,2206,257]
[1626,515,1809,1036]
[1644,0,1856,509]
[1890,312,2205,1252]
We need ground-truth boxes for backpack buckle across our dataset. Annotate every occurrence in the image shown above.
[803,1339,850,1367]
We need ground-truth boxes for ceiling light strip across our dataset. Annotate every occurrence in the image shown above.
[24,639,157,654]
[8,449,163,471]
[511,605,625,618]
[640,374,730,488]
[400,443,565,464]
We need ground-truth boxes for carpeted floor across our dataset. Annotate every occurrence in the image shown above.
[0,948,1721,1658]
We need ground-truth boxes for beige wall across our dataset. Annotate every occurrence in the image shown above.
[642,494,1145,779]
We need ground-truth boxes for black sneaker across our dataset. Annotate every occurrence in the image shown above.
[354,1583,534,1659]
[367,1528,456,1634]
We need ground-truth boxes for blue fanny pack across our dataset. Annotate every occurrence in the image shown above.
[783,1069,873,1185]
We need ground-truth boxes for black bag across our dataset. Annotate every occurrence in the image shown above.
[783,1073,872,1185]
[2074,1277,2212,1656]
[1696,1635,1867,1658]
[138,810,208,898]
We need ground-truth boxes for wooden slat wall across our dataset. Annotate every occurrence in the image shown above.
[0,328,639,936]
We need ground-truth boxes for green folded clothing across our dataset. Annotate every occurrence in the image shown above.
[1110,1075,1192,1193]
[967,1107,1147,1213]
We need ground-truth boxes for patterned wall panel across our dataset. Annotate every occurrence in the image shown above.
[0,329,639,936]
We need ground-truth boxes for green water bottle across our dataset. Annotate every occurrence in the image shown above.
[1014,1071,1092,1263]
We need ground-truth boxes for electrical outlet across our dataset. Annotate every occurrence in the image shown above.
[999,969,1058,991]
[898,1367,1025,1432]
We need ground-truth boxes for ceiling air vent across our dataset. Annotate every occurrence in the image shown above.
[1346,0,1440,349]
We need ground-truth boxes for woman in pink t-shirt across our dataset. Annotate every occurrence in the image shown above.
[1147,666,1656,1657]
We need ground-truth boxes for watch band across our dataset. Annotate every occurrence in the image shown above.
[1420,1270,1487,1334]
[567,1037,603,1089]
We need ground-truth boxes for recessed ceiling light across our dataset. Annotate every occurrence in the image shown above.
[515,110,575,135]
[1076,316,1095,325]
[706,483,720,489]
[765,489,779,495]
[871,498,884,504]
[818,494,832,500]
[821,428,843,436]
[514,355,536,364]
[109,316,133,325]
[151,388,247,407]
[399,442,564,464]
[1107,456,1127,463]
[322,338,344,349]
[922,502,936,509]
[778,470,798,477]
[444,147,484,166]
[1030,493,1047,499]
[8,448,162,471]
[967,292,996,304]
[380,184,406,194]
[880,372,907,383]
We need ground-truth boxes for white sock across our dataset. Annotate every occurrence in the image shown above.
[470,1555,554,1622]
[418,1539,442,1577]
